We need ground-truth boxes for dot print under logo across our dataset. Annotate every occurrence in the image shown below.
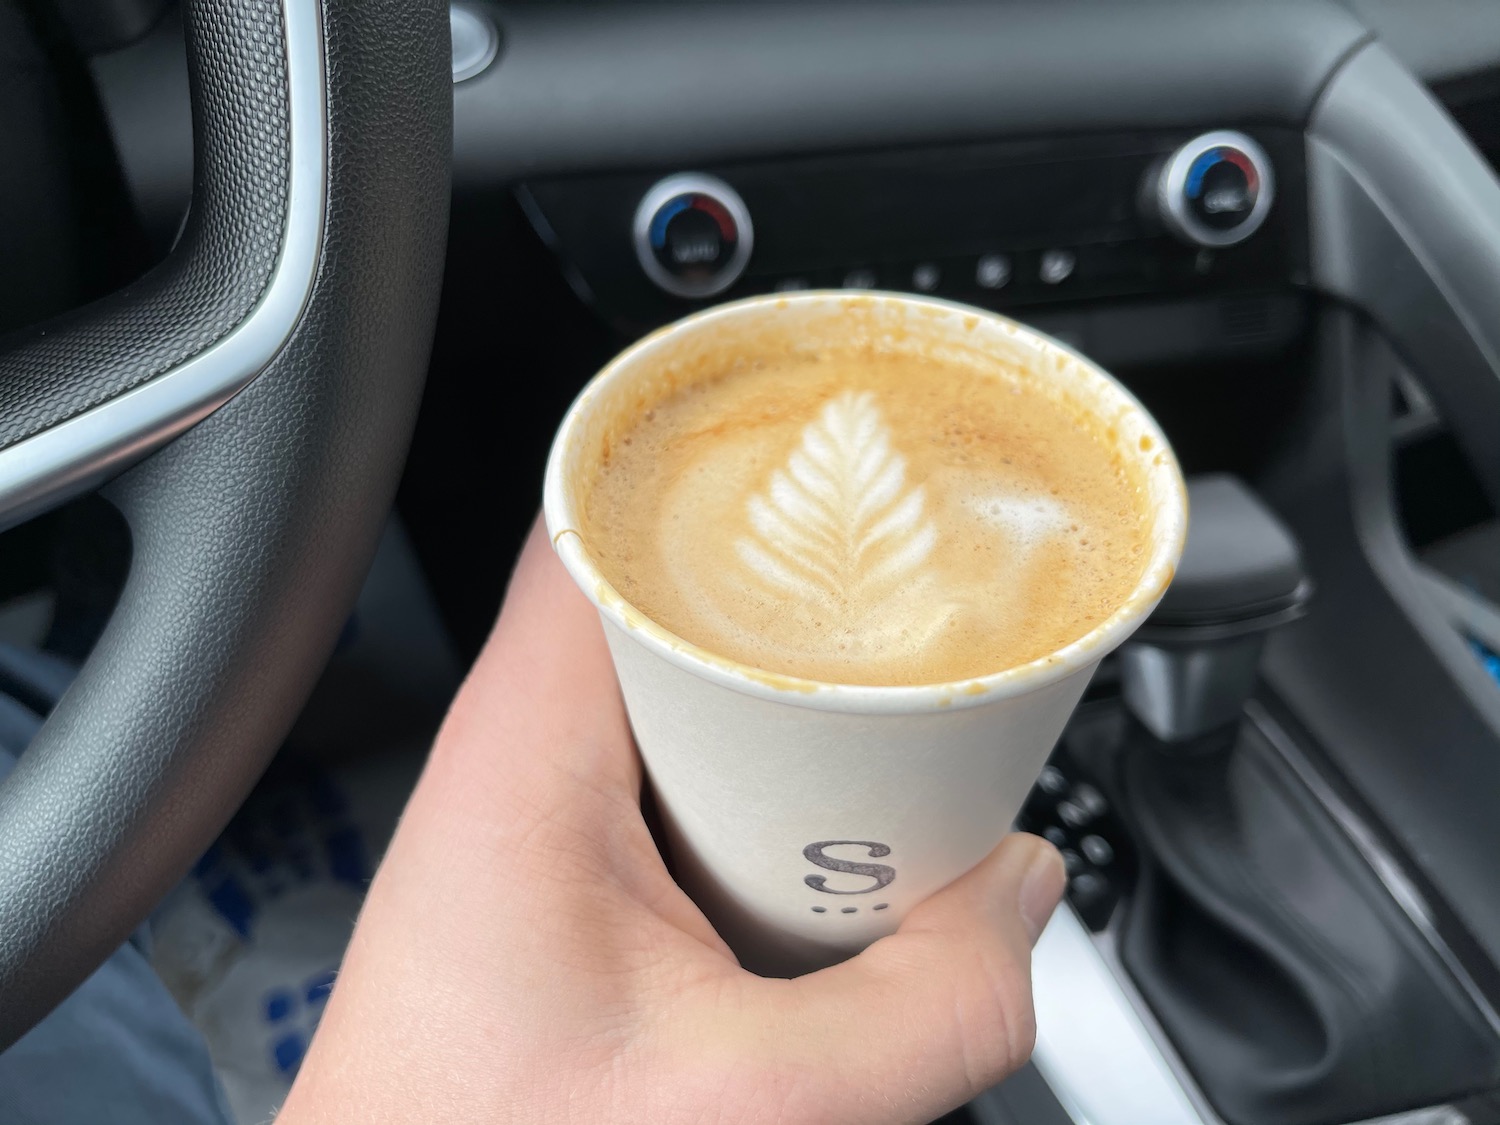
[810,904,890,914]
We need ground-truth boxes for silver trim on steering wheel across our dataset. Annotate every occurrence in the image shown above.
[0,0,327,532]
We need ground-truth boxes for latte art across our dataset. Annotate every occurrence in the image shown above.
[581,342,1150,685]
[736,392,936,613]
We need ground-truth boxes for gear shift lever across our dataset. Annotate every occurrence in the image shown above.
[1120,474,1311,742]
[1113,475,1500,1125]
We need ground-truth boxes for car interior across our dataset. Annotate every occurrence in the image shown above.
[5,0,1500,1122]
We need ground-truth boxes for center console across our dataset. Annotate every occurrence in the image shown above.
[1016,479,1500,1125]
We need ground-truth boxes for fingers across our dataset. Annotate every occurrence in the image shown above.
[432,514,642,802]
[889,831,1066,955]
[740,835,1066,1124]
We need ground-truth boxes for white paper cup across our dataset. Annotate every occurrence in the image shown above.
[544,291,1186,976]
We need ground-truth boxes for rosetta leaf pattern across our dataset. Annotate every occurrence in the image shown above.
[735,392,936,610]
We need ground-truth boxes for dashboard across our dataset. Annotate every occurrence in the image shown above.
[89,0,1500,383]
[518,127,1309,369]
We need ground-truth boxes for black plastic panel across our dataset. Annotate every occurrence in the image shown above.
[522,130,1308,336]
[1017,729,1136,934]
[1349,0,1500,84]
[90,12,192,254]
[56,0,169,54]
[1261,312,1500,1003]
[1120,713,1500,1125]
[1309,42,1500,515]
[457,1,1367,184]
[0,2,82,334]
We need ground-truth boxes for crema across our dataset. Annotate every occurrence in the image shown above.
[580,342,1150,686]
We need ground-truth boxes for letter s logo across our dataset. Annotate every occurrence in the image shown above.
[803,841,896,895]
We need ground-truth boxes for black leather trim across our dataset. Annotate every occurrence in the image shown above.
[0,0,450,1045]
[0,0,289,447]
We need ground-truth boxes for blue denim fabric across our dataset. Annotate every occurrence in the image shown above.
[0,651,231,1125]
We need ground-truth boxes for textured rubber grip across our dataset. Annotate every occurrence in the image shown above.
[0,0,289,447]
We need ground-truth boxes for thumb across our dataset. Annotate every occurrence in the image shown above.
[765,834,1066,1124]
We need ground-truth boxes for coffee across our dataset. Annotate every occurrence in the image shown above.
[578,317,1151,687]
[547,292,1185,969]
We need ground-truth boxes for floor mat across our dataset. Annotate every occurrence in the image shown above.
[151,749,425,1124]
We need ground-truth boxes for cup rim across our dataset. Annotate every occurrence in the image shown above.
[544,290,1187,715]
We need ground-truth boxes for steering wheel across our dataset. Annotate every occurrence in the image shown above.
[0,0,449,1045]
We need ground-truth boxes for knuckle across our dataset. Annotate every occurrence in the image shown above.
[960,947,1038,1087]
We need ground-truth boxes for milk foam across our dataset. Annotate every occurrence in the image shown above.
[736,392,937,610]
[581,347,1149,686]
[965,492,1071,552]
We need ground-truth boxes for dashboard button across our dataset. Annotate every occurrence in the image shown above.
[1069,871,1109,905]
[1037,765,1069,796]
[842,267,878,290]
[1057,799,1093,829]
[1156,131,1275,248]
[912,263,941,292]
[1039,249,1076,285]
[1081,835,1114,866]
[1071,783,1108,819]
[975,254,1012,290]
[633,174,754,299]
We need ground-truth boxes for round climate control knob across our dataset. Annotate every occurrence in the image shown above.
[1156,131,1274,248]
[633,173,754,299]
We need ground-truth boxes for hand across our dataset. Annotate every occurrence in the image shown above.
[278,519,1066,1125]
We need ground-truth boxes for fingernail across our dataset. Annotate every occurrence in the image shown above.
[1018,842,1066,946]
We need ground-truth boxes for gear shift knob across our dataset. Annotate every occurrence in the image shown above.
[1120,474,1311,742]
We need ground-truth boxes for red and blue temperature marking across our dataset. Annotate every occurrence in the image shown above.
[649,193,737,249]
[1185,146,1259,201]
